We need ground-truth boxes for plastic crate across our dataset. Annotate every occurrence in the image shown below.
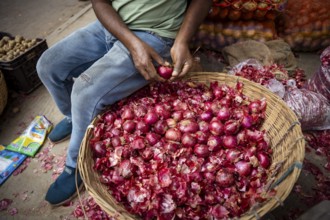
[0,38,48,94]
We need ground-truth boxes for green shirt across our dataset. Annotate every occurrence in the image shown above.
[112,0,187,39]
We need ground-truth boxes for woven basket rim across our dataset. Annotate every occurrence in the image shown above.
[78,72,305,220]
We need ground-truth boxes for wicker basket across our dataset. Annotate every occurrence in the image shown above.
[78,72,305,219]
[0,70,8,115]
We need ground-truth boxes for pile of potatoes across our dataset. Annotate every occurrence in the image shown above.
[0,35,38,62]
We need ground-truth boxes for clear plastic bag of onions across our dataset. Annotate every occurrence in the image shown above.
[284,80,330,131]
[303,46,330,102]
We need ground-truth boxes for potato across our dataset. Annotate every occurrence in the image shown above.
[14,35,24,43]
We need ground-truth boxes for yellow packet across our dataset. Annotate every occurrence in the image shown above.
[6,115,53,156]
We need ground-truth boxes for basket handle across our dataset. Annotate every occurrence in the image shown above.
[270,161,302,189]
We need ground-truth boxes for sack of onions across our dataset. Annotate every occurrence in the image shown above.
[303,46,330,101]
[207,0,286,22]
[284,80,330,131]
[78,72,305,220]
[191,20,276,52]
[276,0,330,52]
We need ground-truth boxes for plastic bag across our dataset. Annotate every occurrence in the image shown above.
[265,78,285,99]
[227,59,286,98]
[6,115,53,156]
[283,80,330,131]
[304,46,330,101]
[0,145,26,185]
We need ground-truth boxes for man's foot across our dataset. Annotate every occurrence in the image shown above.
[48,118,72,144]
[45,166,83,206]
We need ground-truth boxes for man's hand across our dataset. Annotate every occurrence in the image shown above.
[129,39,166,82]
[170,41,193,81]
[169,0,212,81]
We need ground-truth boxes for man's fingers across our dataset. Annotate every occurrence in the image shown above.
[170,59,192,81]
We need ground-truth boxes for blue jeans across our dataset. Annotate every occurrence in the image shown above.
[37,21,174,168]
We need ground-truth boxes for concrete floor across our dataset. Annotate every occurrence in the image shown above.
[0,2,328,220]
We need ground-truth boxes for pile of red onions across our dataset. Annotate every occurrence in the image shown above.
[89,80,273,219]
[231,63,288,86]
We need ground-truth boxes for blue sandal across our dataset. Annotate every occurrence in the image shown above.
[48,118,72,144]
[45,166,83,206]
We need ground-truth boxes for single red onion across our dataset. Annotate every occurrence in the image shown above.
[104,112,116,124]
[178,119,199,133]
[153,120,168,135]
[235,161,252,176]
[181,133,197,148]
[257,152,271,169]
[224,120,240,135]
[144,111,158,125]
[92,141,107,158]
[200,110,213,122]
[207,135,222,151]
[194,144,210,157]
[209,120,224,136]
[226,149,242,162]
[121,108,134,120]
[222,135,237,149]
[123,120,136,133]
[146,132,161,146]
[217,106,231,121]
[136,121,150,133]
[165,128,182,142]
[157,65,173,79]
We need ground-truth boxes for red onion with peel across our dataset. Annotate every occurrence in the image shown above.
[235,161,252,176]
[209,120,224,135]
[146,132,161,146]
[181,133,197,148]
[217,106,231,121]
[154,104,171,119]
[144,111,158,125]
[207,135,222,151]
[92,141,107,158]
[166,118,177,128]
[178,119,199,133]
[241,114,253,128]
[200,110,213,122]
[136,121,150,133]
[157,65,173,79]
[121,108,135,120]
[194,144,210,157]
[222,135,237,149]
[165,128,182,142]
[226,149,242,162]
[211,205,229,219]
[104,112,116,124]
[224,120,240,135]
[195,131,209,144]
[198,121,209,132]
[123,120,136,133]
[153,120,168,135]
[257,152,271,169]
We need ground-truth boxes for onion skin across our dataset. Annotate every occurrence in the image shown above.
[216,169,235,187]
